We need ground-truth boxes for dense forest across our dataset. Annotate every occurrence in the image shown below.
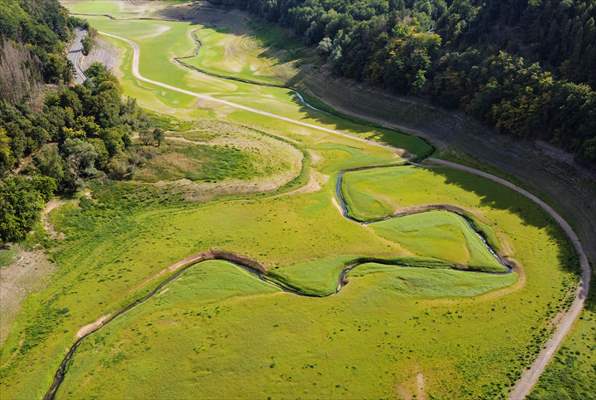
[0,0,77,102]
[213,0,596,164]
[0,0,147,242]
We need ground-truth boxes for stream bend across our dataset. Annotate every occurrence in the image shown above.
[71,12,328,113]
[49,11,590,400]
[44,16,513,399]
[43,162,514,400]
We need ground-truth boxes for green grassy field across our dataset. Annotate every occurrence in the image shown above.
[182,22,304,86]
[131,119,303,189]
[528,305,595,400]
[370,211,505,272]
[0,246,17,268]
[341,165,503,247]
[0,1,582,399]
[133,141,258,182]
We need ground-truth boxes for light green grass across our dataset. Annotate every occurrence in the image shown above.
[342,165,502,248]
[371,211,505,272]
[0,246,17,268]
[81,14,433,158]
[132,142,257,182]
[2,158,576,399]
[64,0,180,19]
[183,20,304,86]
[349,263,517,298]
[529,306,595,399]
[54,260,517,400]
[0,2,580,400]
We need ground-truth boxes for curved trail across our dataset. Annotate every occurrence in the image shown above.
[427,159,591,400]
[173,30,324,113]
[43,163,512,400]
[99,30,399,155]
[51,17,590,400]
[73,12,328,113]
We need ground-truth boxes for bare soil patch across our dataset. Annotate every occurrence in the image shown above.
[0,249,55,344]
[395,367,427,400]
[76,315,111,339]
[81,36,120,75]
[42,199,67,240]
[280,170,328,197]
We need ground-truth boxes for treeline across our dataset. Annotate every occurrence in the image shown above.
[212,0,596,164]
[0,64,149,241]
[0,0,84,102]
[0,0,156,242]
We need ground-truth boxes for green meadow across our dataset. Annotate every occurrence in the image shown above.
[0,1,581,399]
[529,305,595,399]
[182,22,304,86]
[370,211,505,272]
[131,119,303,189]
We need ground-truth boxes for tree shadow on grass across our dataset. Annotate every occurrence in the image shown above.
[425,166,583,281]
[158,3,436,157]
[159,1,588,301]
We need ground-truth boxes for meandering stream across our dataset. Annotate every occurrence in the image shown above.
[45,10,591,400]
[43,160,514,400]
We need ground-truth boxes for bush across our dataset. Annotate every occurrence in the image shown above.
[0,175,56,243]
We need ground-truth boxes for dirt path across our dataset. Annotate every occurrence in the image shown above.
[427,159,591,400]
[98,31,401,156]
[42,199,67,240]
[416,372,426,400]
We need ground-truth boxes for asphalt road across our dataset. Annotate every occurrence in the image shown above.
[67,28,87,84]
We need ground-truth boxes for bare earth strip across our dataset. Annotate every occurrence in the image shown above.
[42,199,67,240]
[87,30,590,399]
[1,199,67,344]
[0,250,55,344]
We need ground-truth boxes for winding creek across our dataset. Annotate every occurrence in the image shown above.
[48,10,591,400]
[71,12,326,113]
[43,161,514,400]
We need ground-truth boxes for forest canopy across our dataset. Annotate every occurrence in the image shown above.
[212,0,596,164]
[0,63,149,242]
[0,0,151,242]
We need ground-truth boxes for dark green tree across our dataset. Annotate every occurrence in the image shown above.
[152,128,165,147]
[0,175,56,243]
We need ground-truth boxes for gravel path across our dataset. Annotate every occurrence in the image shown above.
[99,31,399,155]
